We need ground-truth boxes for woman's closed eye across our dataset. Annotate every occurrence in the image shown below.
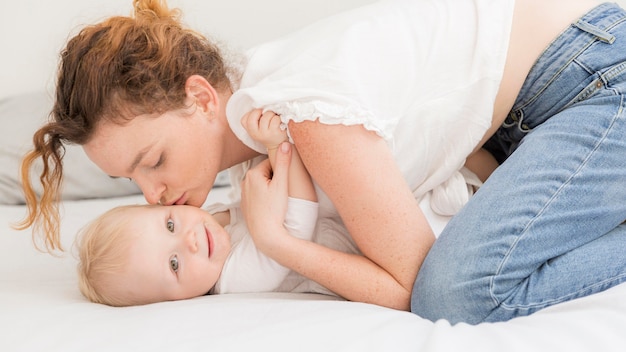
[170,255,179,273]
[153,154,165,169]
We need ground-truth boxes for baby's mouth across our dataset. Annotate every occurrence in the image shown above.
[205,226,213,258]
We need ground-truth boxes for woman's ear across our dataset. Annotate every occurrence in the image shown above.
[185,75,219,118]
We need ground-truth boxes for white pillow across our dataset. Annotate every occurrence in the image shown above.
[0,91,141,204]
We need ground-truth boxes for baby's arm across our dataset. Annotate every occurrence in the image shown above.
[225,110,317,293]
[212,198,318,294]
[241,109,316,202]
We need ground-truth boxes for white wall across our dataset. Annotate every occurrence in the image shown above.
[2,0,626,99]
[0,0,374,99]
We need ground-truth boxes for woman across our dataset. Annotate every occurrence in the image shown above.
[18,0,626,324]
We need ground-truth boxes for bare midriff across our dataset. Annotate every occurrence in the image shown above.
[477,0,602,152]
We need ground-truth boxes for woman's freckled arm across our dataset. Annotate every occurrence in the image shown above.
[287,120,435,309]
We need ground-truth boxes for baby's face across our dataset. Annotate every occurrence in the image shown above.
[118,205,231,304]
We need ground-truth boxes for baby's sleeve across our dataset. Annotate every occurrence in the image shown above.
[283,197,319,241]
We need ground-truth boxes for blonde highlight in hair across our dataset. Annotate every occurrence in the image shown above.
[17,0,235,253]
[14,126,65,252]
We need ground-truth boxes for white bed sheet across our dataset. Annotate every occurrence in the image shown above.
[2,187,626,352]
[4,0,626,350]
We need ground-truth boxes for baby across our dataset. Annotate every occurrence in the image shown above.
[76,111,323,306]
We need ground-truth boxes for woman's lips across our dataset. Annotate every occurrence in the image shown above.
[174,193,187,205]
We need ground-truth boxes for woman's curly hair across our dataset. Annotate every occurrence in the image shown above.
[16,0,234,253]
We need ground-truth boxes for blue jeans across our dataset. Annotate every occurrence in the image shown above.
[411,3,626,324]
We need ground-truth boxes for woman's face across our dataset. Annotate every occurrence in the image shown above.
[84,104,224,206]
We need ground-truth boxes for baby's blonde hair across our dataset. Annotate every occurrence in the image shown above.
[76,205,140,306]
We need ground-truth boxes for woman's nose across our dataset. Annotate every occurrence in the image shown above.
[133,176,166,205]
[144,191,161,205]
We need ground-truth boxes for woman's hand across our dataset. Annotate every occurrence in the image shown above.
[240,142,292,252]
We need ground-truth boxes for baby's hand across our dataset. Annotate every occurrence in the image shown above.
[241,109,287,150]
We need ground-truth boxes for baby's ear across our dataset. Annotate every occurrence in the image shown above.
[185,75,218,116]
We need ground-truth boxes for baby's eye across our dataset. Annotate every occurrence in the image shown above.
[170,255,179,272]
[167,219,175,232]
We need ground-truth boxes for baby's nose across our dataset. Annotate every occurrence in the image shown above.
[184,229,199,253]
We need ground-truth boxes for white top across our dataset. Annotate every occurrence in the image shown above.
[226,0,514,216]
[211,197,320,294]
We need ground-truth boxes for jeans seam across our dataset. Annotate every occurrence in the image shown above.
[490,94,625,311]
[514,15,626,115]
[499,272,626,312]
[605,61,626,95]
[514,40,593,112]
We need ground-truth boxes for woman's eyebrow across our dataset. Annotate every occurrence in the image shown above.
[106,146,151,178]
[127,145,153,174]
